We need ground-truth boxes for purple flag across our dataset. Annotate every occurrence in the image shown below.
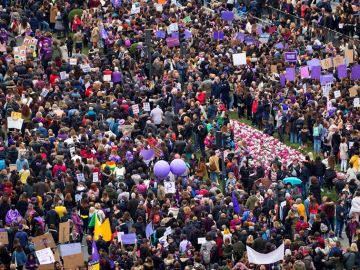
[236,32,245,42]
[286,67,295,81]
[155,31,165,39]
[145,222,154,238]
[280,74,286,87]
[311,66,321,80]
[91,241,100,262]
[284,52,297,62]
[213,31,224,40]
[337,65,347,79]
[221,11,234,21]
[5,209,21,225]
[232,191,240,214]
[351,64,360,80]
[320,74,334,85]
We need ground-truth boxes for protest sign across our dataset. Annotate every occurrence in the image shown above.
[344,49,354,64]
[69,58,77,65]
[198,238,206,244]
[164,227,172,237]
[333,56,344,67]
[213,31,224,40]
[166,37,180,48]
[11,112,22,120]
[88,261,100,270]
[76,173,85,182]
[334,90,341,99]
[33,234,56,250]
[285,67,295,81]
[103,74,111,82]
[232,53,246,66]
[63,253,84,269]
[284,52,297,62]
[168,207,179,218]
[131,2,140,14]
[247,243,284,264]
[221,11,234,21]
[164,181,176,193]
[351,64,360,80]
[349,86,358,97]
[36,248,55,265]
[270,65,277,73]
[259,33,270,43]
[155,31,165,39]
[40,88,49,97]
[7,117,24,130]
[280,74,286,87]
[120,233,137,245]
[0,231,8,244]
[143,102,151,111]
[320,74,334,85]
[337,65,347,79]
[300,66,309,79]
[132,104,140,114]
[59,243,82,257]
[354,98,360,107]
[321,58,333,70]
[59,221,70,243]
[155,3,163,12]
[93,172,99,182]
[311,66,321,80]
[183,16,191,23]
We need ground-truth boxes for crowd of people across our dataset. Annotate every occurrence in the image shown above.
[0,0,358,269]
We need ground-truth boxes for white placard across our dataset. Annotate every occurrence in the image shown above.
[349,142,354,148]
[232,53,246,66]
[322,83,331,99]
[81,64,91,73]
[70,147,76,157]
[93,172,99,182]
[155,3,163,12]
[198,238,206,244]
[143,102,150,112]
[7,117,24,130]
[164,227,172,237]
[168,207,179,218]
[164,181,175,194]
[168,23,179,34]
[40,88,49,97]
[69,58,77,65]
[103,74,111,82]
[334,90,341,98]
[131,3,140,14]
[35,247,55,265]
[132,104,139,114]
[354,97,359,107]
[76,173,85,182]
[60,71,67,80]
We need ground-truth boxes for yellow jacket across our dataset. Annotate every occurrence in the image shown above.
[349,155,359,171]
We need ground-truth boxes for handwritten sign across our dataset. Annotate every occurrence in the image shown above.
[344,49,354,64]
[321,58,333,70]
[0,231,8,244]
[76,173,85,182]
[143,102,150,112]
[164,181,175,194]
[93,172,99,182]
[35,248,55,265]
[59,221,70,244]
[33,234,56,250]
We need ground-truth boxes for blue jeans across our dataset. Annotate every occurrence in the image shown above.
[209,172,218,182]
[335,219,344,237]
[40,21,50,31]
[290,132,298,143]
[314,138,321,154]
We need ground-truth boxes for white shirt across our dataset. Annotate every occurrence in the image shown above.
[150,106,163,125]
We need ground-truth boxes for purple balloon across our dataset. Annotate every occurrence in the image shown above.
[140,149,155,160]
[154,160,170,178]
[170,159,187,176]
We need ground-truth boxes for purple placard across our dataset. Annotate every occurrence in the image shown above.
[274,42,284,50]
[337,65,347,79]
[221,11,234,21]
[351,64,360,80]
[311,66,321,80]
[244,36,257,46]
[166,37,180,48]
[286,67,295,81]
[280,74,286,87]
[184,30,192,39]
[320,74,334,85]
[155,31,165,39]
[284,52,297,62]
[256,25,263,35]
[171,32,179,38]
[213,31,224,40]
[236,32,245,42]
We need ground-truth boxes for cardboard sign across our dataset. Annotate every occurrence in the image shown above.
[9,164,17,172]
[321,58,333,70]
[59,221,70,244]
[33,234,56,250]
[300,66,310,79]
[164,181,176,193]
[93,172,99,182]
[0,231,8,244]
[36,248,55,265]
[344,49,354,64]
[63,253,84,269]
[349,86,358,97]
[271,65,277,73]
[333,56,344,67]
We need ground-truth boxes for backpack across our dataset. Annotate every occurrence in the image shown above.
[313,126,320,137]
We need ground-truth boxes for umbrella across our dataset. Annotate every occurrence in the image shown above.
[282,177,302,185]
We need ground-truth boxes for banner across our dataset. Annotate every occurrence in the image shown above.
[246,243,284,264]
